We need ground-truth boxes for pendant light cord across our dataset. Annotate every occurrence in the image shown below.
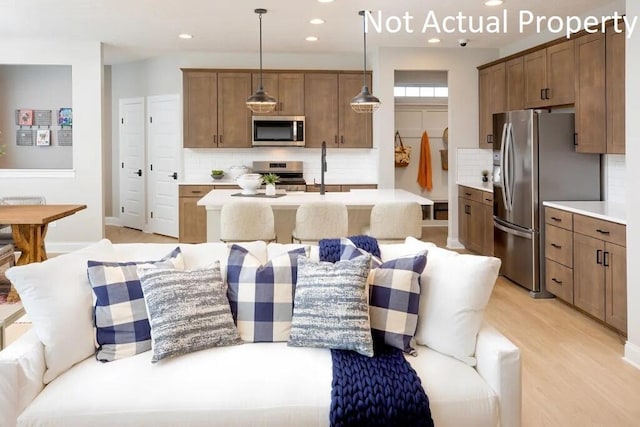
[259,11,264,91]
[361,11,367,87]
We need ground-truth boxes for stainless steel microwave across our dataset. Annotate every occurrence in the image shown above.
[252,116,305,147]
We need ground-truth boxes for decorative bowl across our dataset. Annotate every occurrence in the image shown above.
[211,170,224,180]
[229,165,250,180]
[236,173,262,195]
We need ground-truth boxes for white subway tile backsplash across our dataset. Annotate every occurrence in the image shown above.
[183,148,378,184]
[605,154,626,204]
[456,148,493,182]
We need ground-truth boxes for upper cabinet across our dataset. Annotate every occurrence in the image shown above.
[478,62,506,148]
[251,72,305,116]
[183,70,252,148]
[606,23,625,154]
[305,72,372,149]
[574,32,606,153]
[524,39,575,108]
[506,57,525,111]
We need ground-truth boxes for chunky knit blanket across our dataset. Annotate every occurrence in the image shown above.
[330,346,433,427]
[318,235,381,263]
[319,240,433,427]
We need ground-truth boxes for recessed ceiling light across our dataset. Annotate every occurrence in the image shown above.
[428,38,441,44]
[310,18,325,25]
[306,36,319,42]
[485,0,503,6]
[178,33,193,40]
[317,0,334,3]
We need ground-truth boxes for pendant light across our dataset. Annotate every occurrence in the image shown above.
[246,8,277,113]
[350,10,381,113]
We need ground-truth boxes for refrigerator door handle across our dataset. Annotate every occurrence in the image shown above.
[493,218,533,240]
[505,122,514,212]
[499,122,509,212]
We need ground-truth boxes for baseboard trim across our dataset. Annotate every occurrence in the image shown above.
[105,216,122,226]
[446,237,465,250]
[624,341,640,370]
[45,241,97,254]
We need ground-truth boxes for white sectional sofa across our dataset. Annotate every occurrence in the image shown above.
[0,238,521,427]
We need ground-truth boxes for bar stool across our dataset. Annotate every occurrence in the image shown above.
[364,202,422,243]
[219,202,276,243]
[292,202,348,244]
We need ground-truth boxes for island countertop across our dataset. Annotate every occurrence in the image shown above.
[198,189,433,242]
[197,188,434,209]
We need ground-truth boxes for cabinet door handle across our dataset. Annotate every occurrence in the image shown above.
[603,251,610,267]
[551,216,562,222]
[219,135,223,145]
[596,229,610,235]
[213,134,217,144]
[551,278,563,285]
[465,205,471,215]
[546,88,551,99]
[573,133,578,146]
[485,198,492,202]
[340,135,344,144]
[596,249,603,265]
[191,190,202,194]
[541,88,545,100]
[334,135,338,145]
[465,192,472,196]
[551,243,562,249]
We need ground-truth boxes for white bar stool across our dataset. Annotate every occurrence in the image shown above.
[220,201,276,243]
[292,202,348,244]
[364,202,423,243]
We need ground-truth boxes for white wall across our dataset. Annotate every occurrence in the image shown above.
[374,47,499,248]
[0,39,104,251]
[624,0,640,368]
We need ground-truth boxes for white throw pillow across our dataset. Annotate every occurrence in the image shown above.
[411,244,501,366]
[6,239,118,383]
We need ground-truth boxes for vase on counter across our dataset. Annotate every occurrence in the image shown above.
[265,183,276,196]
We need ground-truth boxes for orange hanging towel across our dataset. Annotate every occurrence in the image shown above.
[417,130,433,192]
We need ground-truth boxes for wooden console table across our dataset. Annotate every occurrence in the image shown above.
[0,204,86,302]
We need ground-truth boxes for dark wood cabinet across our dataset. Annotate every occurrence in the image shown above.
[458,186,490,255]
[178,185,214,243]
[251,72,305,116]
[305,72,372,149]
[183,70,251,148]
[524,40,574,108]
[574,32,606,153]
[506,57,525,111]
[478,63,506,148]
[606,23,626,154]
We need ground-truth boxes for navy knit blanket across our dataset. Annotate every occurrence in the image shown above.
[319,235,381,263]
[330,346,434,427]
[319,240,433,427]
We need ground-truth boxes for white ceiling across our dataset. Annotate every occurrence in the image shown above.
[0,0,621,64]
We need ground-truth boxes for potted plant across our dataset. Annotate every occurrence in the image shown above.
[211,170,224,180]
[262,173,280,196]
[481,169,490,183]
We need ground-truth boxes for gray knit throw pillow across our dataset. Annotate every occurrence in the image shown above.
[288,254,374,357]
[138,262,242,362]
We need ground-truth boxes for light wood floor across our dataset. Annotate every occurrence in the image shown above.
[6,226,640,425]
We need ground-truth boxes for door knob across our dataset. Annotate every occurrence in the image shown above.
[169,172,178,180]
[134,169,142,177]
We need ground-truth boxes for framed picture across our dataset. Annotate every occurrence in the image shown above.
[36,129,51,146]
[18,109,34,126]
[58,108,72,126]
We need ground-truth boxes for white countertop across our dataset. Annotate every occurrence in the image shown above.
[543,201,626,225]
[197,189,434,209]
[457,180,493,193]
[180,179,238,186]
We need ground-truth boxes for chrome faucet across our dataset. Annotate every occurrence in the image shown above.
[320,141,327,195]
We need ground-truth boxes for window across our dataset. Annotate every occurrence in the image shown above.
[394,84,448,99]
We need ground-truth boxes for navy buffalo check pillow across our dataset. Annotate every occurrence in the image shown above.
[226,244,308,342]
[87,247,184,362]
[340,238,427,355]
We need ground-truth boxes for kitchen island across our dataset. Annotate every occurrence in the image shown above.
[197,189,434,243]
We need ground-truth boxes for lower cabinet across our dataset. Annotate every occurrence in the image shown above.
[179,185,214,243]
[543,207,627,334]
[458,186,493,256]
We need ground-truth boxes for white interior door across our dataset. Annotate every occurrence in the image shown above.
[147,94,180,238]
[119,97,146,231]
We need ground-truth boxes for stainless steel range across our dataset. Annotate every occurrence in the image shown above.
[252,161,307,192]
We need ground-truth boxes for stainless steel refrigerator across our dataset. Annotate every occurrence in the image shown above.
[492,110,600,297]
